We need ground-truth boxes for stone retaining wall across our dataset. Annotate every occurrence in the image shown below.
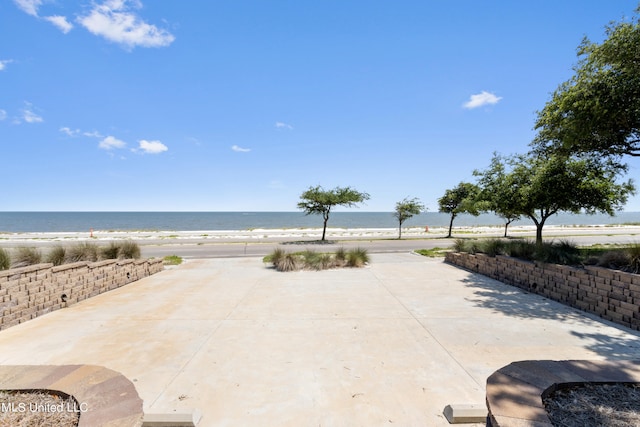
[0,259,164,331]
[445,252,640,331]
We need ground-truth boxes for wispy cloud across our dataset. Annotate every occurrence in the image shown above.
[275,121,293,130]
[0,110,6,121]
[137,139,168,154]
[0,60,13,71]
[59,126,80,136]
[83,130,104,138]
[463,91,502,109]
[99,135,127,150]
[78,0,175,49]
[231,145,251,153]
[13,0,42,16]
[45,15,73,33]
[21,103,43,123]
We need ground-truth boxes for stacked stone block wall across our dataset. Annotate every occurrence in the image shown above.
[445,252,640,331]
[0,259,164,331]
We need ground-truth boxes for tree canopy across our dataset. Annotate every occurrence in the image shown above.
[476,153,635,244]
[473,153,521,237]
[438,182,481,238]
[532,9,640,159]
[297,185,370,241]
[393,197,425,239]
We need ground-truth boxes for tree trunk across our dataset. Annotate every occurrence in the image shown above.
[321,210,330,241]
[504,222,509,238]
[398,219,403,239]
[447,213,456,238]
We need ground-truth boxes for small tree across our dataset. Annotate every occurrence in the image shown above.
[474,153,521,237]
[393,197,425,239]
[297,185,370,241]
[438,182,481,238]
[499,153,634,245]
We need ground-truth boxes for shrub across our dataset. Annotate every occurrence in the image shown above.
[347,247,369,267]
[101,242,121,260]
[66,242,99,262]
[266,248,286,266]
[597,250,630,269]
[534,240,580,265]
[453,239,467,253]
[505,239,536,261]
[480,238,506,257]
[118,240,141,259]
[46,245,67,266]
[626,243,640,273]
[335,247,346,261]
[0,248,10,270]
[276,253,298,272]
[12,247,42,268]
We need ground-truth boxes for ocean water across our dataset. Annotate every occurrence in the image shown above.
[1,211,640,233]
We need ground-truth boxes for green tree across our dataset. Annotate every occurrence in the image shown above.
[473,153,521,237]
[297,185,370,241]
[496,153,634,245]
[438,182,481,238]
[533,9,640,160]
[393,197,425,239]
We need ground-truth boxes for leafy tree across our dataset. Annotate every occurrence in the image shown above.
[532,9,640,160]
[393,197,425,239]
[297,185,370,241]
[494,153,635,245]
[474,153,521,237]
[438,182,481,238]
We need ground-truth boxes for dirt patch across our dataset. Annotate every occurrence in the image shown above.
[0,390,80,427]
[544,383,640,427]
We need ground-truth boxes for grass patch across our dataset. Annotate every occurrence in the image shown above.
[415,247,449,257]
[12,247,42,268]
[46,245,67,266]
[0,248,10,270]
[163,255,183,265]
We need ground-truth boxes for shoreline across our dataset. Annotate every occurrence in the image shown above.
[1,224,639,245]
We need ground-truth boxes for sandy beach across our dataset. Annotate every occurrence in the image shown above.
[1,224,640,244]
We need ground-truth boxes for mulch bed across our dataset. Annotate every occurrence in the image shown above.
[544,383,640,427]
[0,390,79,427]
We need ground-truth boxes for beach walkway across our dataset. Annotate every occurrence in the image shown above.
[0,253,639,426]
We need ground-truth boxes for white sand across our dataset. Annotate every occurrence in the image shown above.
[1,224,639,244]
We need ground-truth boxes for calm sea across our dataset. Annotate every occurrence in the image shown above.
[1,211,640,233]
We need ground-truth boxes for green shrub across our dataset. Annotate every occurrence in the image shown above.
[347,247,369,267]
[626,243,640,273]
[0,248,10,270]
[505,239,536,260]
[480,238,506,257]
[597,250,630,269]
[66,242,99,262]
[12,247,42,268]
[46,245,67,266]
[118,240,141,259]
[453,239,467,253]
[534,240,580,265]
[335,247,346,261]
[101,242,121,260]
[266,248,286,266]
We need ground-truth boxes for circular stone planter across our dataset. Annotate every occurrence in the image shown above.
[486,360,640,426]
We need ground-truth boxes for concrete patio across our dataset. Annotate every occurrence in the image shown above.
[0,252,639,426]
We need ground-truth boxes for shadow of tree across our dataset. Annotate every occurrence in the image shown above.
[458,269,640,359]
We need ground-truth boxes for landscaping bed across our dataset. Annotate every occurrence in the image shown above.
[0,390,80,427]
[264,247,369,271]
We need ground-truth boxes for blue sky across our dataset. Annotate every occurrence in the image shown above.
[3,1,640,212]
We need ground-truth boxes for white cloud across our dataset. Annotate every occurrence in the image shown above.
[463,91,502,109]
[99,135,127,150]
[231,145,251,152]
[275,122,293,130]
[138,139,168,154]
[45,15,73,33]
[78,0,175,49]
[13,0,42,16]
[22,103,43,123]
[0,60,13,71]
[83,130,104,138]
[0,110,6,121]
[60,126,80,136]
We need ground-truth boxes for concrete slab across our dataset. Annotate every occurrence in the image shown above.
[0,253,639,426]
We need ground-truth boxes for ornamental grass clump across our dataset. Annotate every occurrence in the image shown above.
[118,240,141,259]
[46,245,67,266]
[626,243,640,273]
[265,247,369,272]
[66,242,99,263]
[12,247,42,268]
[276,253,298,272]
[0,248,10,270]
[347,247,369,267]
[101,242,121,260]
